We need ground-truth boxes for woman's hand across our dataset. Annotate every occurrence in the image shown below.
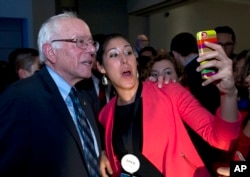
[148,75,176,88]
[99,150,113,177]
[217,166,230,177]
[196,41,236,96]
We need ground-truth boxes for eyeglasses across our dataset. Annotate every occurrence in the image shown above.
[218,42,234,48]
[51,37,99,51]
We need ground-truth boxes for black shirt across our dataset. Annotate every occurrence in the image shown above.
[112,98,143,160]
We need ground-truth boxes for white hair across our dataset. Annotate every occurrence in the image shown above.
[37,12,78,63]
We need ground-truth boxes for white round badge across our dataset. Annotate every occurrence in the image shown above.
[121,154,140,174]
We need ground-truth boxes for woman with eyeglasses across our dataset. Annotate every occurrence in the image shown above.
[97,33,241,177]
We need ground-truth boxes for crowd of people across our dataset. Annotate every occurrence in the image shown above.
[0,11,249,177]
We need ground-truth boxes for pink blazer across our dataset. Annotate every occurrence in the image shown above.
[99,81,241,177]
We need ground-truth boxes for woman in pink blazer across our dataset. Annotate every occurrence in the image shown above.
[96,33,241,177]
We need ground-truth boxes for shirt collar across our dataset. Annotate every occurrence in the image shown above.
[184,54,199,67]
[46,65,71,101]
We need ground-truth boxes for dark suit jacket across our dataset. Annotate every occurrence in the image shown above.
[0,67,101,177]
[184,57,222,177]
[185,56,220,114]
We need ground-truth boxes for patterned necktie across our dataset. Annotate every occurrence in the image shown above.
[69,88,100,177]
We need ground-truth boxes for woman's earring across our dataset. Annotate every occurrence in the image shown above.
[136,71,139,78]
[102,75,108,86]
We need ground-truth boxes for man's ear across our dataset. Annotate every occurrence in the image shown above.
[172,50,179,58]
[96,61,106,74]
[17,68,29,79]
[42,43,56,63]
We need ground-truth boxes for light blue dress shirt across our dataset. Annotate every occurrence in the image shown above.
[46,66,99,157]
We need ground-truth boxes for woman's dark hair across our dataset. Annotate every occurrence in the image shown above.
[137,55,153,81]
[138,46,157,57]
[96,33,129,64]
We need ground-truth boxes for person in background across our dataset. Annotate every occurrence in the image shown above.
[137,46,157,81]
[0,12,102,177]
[148,54,184,84]
[8,48,40,82]
[136,55,152,82]
[214,25,237,60]
[157,48,168,57]
[234,50,249,88]
[238,62,250,162]
[138,46,157,60]
[134,34,149,58]
[233,51,250,161]
[170,32,221,114]
[215,52,250,177]
[233,49,250,117]
[97,33,241,177]
[170,32,226,177]
[13,48,41,79]
[244,56,250,101]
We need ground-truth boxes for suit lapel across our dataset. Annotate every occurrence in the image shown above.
[37,67,86,157]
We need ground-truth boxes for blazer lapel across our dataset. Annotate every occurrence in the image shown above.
[37,67,86,157]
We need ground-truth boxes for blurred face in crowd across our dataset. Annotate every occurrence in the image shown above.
[245,73,250,96]
[137,35,149,50]
[18,56,41,79]
[217,33,235,58]
[233,57,246,87]
[140,50,154,60]
[157,48,168,57]
[244,68,250,98]
[150,59,179,82]
[46,18,97,86]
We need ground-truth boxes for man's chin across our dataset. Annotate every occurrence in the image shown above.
[82,73,92,80]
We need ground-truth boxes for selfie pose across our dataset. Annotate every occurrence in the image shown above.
[97,33,241,177]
